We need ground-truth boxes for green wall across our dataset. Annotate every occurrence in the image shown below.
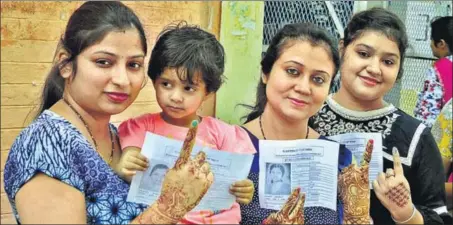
[216,1,264,125]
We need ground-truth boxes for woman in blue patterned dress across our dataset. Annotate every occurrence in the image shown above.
[3,2,213,224]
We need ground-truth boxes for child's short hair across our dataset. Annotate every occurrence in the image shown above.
[148,21,225,93]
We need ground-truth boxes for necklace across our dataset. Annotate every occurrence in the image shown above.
[259,115,309,140]
[63,98,114,165]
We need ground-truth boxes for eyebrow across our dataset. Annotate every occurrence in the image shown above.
[158,76,200,86]
[356,44,400,59]
[285,60,331,77]
[93,51,145,59]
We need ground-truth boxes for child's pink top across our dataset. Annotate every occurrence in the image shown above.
[118,113,256,224]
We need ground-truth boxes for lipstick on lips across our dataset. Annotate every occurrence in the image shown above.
[289,97,308,107]
[359,76,379,86]
[106,92,129,103]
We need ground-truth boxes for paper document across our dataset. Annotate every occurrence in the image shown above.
[258,139,340,211]
[127,132,254,212]
[329,133,383,188]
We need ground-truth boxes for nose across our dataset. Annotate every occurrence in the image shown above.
[111,65,131,87]
[170,89,183,103]
[366,58,382,77]
[293,75,311,95]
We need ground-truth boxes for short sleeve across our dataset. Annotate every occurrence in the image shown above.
[3,122,85,201]
[218,123,256,154]
[118,114,152,150]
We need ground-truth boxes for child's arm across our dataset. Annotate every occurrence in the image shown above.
[115,147,149,183]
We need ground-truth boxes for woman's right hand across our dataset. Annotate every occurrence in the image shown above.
[262,187,306,224]
[134,121,214,224]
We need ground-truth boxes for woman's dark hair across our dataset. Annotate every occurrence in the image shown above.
[342,7,408,80]
[147,21,225,93]
[431,16,453,54]
[243,22,340,123]
[37,1,147,118]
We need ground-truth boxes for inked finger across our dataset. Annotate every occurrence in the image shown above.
[174,120,199,169]
[361,139,374,166]
[281,187,300,215]
[392,147,404,176]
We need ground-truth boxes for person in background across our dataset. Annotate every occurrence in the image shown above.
[431,99,453,215]
[414,16,453,127]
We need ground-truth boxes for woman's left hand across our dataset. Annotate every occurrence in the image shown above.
[338,139,373,224]
[262,187,305,224]
[373,147,414,222]
[229,179,254,204]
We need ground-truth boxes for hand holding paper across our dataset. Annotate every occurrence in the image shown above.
[338,139,373,224]
[142,120,214,224]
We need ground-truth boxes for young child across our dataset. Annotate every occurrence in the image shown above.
[116,22,256,224]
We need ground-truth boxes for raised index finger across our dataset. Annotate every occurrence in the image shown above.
[361,139,374,166]
[174,120,199,170]
[392,147,404,176]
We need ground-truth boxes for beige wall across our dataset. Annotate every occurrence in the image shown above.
[0,1,221,223]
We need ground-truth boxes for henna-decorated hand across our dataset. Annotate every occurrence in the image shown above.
[137,120,214,224]
[338,139,374,224]
[373,147,413,223]
[262,187,305,224]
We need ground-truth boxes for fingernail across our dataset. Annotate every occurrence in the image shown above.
[392,147,399,156]
[369,139,374,144]
[191,120,199,127]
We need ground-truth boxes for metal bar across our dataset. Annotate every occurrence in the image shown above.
[325,1,344,38]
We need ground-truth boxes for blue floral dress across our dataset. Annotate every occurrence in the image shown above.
[3,110,148,224]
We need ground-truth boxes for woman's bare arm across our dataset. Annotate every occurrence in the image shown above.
[15,173,87,224]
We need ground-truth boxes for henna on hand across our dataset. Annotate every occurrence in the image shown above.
[338,139,374,224]
[138,120,214,224]
[385,182,410,208]
[174,120,199,169]
[262,187,305,224]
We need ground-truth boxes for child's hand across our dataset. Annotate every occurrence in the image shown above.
[229,179,254,204]
[115,147,149,182]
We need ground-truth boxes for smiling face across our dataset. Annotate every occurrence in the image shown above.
[263,40,336,122]
[339,31,401,103]
[62,29,146,116]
